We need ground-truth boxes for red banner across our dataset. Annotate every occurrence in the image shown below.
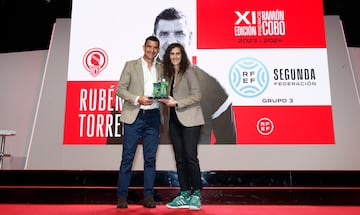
[63,81,121,144]
[233,106,334,144]
[197,0,326,49]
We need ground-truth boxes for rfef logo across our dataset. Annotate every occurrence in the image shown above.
[229,57,269,98]
[256,117,274,135]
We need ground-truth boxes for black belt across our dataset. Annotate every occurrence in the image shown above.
[139,108,159,114]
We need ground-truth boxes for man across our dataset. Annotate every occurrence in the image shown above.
[154,7,237,144]
[115,36,163,208]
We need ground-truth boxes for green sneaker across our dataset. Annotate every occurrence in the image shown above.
[189,194,201,210]
[166,191,190,209]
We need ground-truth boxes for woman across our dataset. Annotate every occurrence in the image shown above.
[159,43,205,210]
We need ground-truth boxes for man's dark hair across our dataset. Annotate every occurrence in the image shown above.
[145,35,160,45]
[153,7,186,35]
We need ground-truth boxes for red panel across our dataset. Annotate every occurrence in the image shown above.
[63,81,120,144]
[233,106,335,144]
[197,0,326,49]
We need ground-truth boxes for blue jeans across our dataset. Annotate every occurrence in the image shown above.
[117,109,160,198]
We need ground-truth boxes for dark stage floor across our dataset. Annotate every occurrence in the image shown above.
[0,170,360,205]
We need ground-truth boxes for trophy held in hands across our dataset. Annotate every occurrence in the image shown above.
[149,78,169,99]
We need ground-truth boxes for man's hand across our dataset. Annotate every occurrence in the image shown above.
[138,96,154,106]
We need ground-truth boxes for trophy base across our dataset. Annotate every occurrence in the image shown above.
[148,96,169,100]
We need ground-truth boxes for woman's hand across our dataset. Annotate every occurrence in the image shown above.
[158,96,177,107]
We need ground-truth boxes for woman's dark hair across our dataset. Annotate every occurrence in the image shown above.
[163,43,190,78]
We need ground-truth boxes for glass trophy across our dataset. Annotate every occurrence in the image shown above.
[149,78,169,99]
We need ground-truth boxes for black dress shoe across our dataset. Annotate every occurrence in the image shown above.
[143,196,156,208]
[117,197,128,208]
